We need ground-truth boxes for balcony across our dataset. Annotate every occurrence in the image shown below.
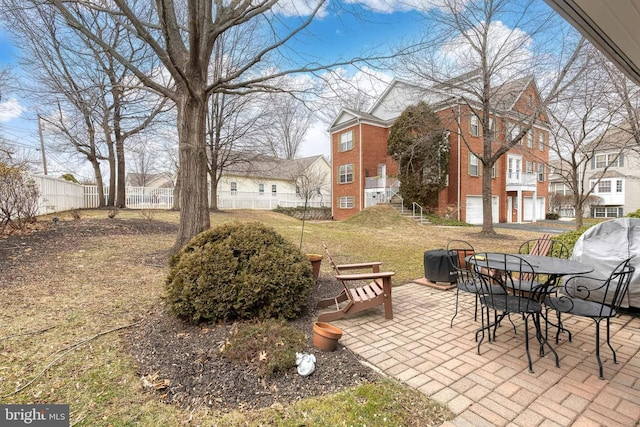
[506,172,538,191]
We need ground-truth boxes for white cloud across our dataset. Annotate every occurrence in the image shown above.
[345,0,442,14]
[0,98,24,122]
[274,0,329,18]
[440,20,534,82]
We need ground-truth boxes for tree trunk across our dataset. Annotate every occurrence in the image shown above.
[91,158,106,208]
[209,169,220,212]
[480,164,497,236]
[575,197,584,229]
[172,89,210,252]
[115,137,126,208]
[106,138,116,207]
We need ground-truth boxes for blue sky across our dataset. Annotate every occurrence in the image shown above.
[0,1,564,174]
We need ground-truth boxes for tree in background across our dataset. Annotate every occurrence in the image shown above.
[396,0,588,235]
[548,47,632,229]
[387,102,449,210]
[37,0,331,253]
[0,163,40,234]
[2,5,170,208]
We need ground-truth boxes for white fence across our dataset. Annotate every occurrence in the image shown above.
[31,174,84,216]
[31,179,329,214]
[84,185,174,209]
[216,190,328,210]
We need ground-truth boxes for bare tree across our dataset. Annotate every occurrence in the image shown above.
[3,4,171,208]
[260,92,313,159]
[548,50,635,228]
[395,0,588,235]
[35,0,340,252]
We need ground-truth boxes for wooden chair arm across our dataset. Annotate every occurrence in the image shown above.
[335,262,383,271]
[336,271,395,281]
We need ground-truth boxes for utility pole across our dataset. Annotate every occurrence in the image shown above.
[37,115,48,175]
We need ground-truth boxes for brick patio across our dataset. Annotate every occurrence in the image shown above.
[331,282,640,426]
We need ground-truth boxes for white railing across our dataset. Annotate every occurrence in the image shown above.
[412,202,425,224]
[31,174,84,215]
[507,172,537,187]
[84,186,174,209]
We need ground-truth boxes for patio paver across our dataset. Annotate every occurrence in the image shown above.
[332,283,640,426]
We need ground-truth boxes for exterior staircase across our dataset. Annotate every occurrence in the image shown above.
[388,195,430,224]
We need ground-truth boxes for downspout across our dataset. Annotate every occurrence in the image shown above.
[457,102,461,221]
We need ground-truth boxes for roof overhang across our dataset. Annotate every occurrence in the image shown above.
[545,0,640,85]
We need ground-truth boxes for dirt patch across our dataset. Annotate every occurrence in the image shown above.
[0,217,381,413]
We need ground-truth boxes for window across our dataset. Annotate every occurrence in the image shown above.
[339,196,354,209]
[598,180,611,193]
[537,163,545,182]
[538,132,545,151]
[527,131,533,148]
[593,207,622,218]
[616,180,623,192]
[526,161,534,174]
[470,115,479,137]
[230,181,237,195]
[469,153,479,176]
[272,184,277,196]
[594,153,623,169]
[339,131,353,152]
[491,163,497,178]
[338,164,354,183]
[258,183,264,194]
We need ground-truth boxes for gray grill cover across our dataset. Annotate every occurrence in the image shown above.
[571,218,640,308]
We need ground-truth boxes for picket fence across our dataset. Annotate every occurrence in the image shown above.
[31,175,329,215]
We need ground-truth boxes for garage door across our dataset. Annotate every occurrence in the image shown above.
[466,196,499,225]
[523,197,546,221]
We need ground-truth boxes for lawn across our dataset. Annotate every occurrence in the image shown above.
[0,206,550,426]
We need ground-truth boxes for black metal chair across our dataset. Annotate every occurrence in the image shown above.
[472,253,559,373]
[447,240,479,327]
[544,256,635,379]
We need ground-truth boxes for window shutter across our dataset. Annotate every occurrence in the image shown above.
[591,157,596,169]
[619,153,624,166]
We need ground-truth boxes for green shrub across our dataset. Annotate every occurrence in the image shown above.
[626,209,640,218]
[222,319,305,378]
[546,212,559,220]
[165,221,314,322]
[554,224,594,254]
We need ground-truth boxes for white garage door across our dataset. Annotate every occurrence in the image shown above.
[466,196,499,225]
[523,197,546,221]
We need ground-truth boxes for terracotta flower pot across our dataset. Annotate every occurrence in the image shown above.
[313,321,343,351]
[307,254,323,282]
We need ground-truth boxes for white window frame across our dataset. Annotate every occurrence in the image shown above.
[338,164,354,184]
[597,180,611,193]
[339,131,353,152]
[538,132,545,151]
[469,153,479,177]
[339,196,354,209]
[271,184,277,196]
[526,161,534,174]
[470,115,479,137]
[616,179,623,193]
[230,181,237,195]
[527,131,533,148]
[258,183,265,194]
[537,163,545,182]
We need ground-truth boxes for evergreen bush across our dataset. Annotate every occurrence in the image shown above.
[165,221,314,322]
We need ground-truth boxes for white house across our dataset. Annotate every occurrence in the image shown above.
[216,155,331,210]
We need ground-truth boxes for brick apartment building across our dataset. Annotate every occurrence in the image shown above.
[328,73,551,223]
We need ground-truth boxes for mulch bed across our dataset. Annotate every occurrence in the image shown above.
[0,217,381,412]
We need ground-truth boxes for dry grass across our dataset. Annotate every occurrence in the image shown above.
[0,207,553,426]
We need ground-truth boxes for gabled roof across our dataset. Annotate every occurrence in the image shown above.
[492,76,535,111]
[223,155,328,180]
[328,107,388,131]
